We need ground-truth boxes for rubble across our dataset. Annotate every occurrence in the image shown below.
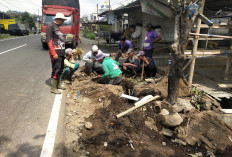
[84,122,93,130]
[160,128,173,137]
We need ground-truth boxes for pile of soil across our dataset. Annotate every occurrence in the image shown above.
[63,72,232,157]
[156,76,190,98]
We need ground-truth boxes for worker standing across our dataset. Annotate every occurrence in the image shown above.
[46,13,67,94]
[143,21,161,58]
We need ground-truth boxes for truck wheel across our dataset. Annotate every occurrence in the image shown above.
[42,42,48,49]
[110,38,115,44]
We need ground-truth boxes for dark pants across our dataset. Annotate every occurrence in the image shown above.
[144,48,154,58]
[51,56,64,80]
[145,66,157,77]
[123,65,141,76]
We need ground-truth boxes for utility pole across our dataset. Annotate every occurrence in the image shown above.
[97,4,100,46]
[108,0,111,47]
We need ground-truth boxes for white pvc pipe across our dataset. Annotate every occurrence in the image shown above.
[120,94,139,101]
[135,95,153,106]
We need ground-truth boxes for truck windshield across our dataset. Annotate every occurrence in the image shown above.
[44,15,72,26]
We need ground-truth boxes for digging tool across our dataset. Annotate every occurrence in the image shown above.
[116,95,160,118]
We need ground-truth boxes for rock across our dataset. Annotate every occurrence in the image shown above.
[173,98,194,113]
[69,126,75,131]
[145,117,158,131]
[159,109,170,116]
[206,151,216,157]
[103,142,108,147]
[162,142,167,146]
[195,152,203,157]
[160,113,183,128]
[171,138,187,146]
[161,128,173,137]
[85,122,93,130]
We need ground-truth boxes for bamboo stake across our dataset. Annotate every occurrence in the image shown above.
[188,19,202,88]
[116,95,160,119]
[141,61,144,81]
[183,56,196,71]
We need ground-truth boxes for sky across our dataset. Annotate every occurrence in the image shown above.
[0,0,134,17]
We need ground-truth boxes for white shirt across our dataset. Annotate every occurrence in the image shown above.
[83,49,110,62]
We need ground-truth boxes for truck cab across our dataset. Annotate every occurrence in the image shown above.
[41,5,80,49]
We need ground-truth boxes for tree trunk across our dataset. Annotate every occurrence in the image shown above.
[167,0,206,104]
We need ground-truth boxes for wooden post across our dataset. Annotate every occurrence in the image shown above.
[224,53,232,80]
[188,18,202,88]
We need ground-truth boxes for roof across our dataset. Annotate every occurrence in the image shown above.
[99,0,232,17]
[205,0,232,11]
[99,0,140,16]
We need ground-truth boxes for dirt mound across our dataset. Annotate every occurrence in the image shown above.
[176,111,232,154]
[64,73,232,157]
[156,76,190,98]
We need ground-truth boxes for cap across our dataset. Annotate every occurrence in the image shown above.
[144,21,152,27]
[92,45,99,52]
[54,13,67,20]
[65,48,75,55]
[127,48,134,54]
[96,53,105,61]
[137,51,145,57]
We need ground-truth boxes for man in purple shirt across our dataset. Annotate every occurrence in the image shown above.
[115,36,133,61]
[143,21,161,58]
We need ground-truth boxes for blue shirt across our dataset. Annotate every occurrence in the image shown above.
[118,40,133,51]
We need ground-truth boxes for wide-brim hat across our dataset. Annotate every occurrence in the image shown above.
[54,13,67,20]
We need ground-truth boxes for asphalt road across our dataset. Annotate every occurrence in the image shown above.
[0,35,57,157]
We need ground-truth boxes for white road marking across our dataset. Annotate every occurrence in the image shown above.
[0,44,27,55]
[40,92,63,157]
[0,34,38,42]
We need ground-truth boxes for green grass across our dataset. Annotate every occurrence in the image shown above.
[0,34,16,40]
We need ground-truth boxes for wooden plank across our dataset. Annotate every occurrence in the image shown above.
[199,24,232,29]
[189,33,232,39]
[185,50,225,55]
[218,84,232,89]
[220,109,232,114]
[189,37,230,41]
[116,96,160,119]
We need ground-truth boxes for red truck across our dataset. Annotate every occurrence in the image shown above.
[41,0,80,49]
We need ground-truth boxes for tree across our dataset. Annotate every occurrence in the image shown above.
[167,0,206,104]
[21,12,35,28]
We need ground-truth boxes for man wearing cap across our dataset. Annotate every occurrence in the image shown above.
[115,36,133,62]
[61,48,79,82]
[83,45,113,75]
[46,13,67,94]
[143,21,161,58]
[122,49,141,76]
[96,53,122,85]
[137,51,157,77]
